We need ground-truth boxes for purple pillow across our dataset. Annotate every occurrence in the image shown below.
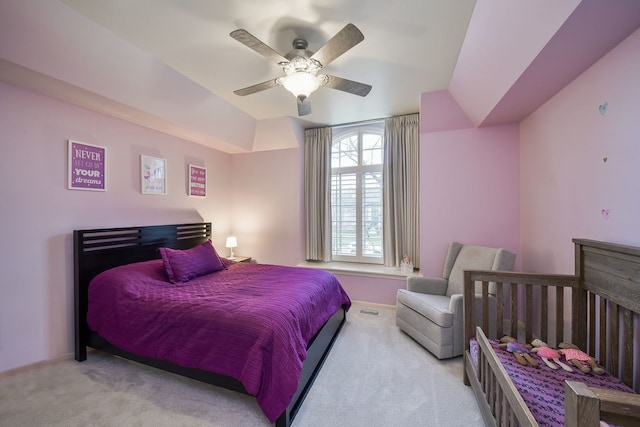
[159,240,225,283]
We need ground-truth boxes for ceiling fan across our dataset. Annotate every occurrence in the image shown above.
[230,23,372,117]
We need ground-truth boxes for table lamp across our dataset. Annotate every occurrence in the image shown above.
[225,236,237,259]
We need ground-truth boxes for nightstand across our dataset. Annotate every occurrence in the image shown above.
[228,256,252,263]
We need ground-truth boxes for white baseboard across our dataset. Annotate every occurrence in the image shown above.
[0,352,74,379]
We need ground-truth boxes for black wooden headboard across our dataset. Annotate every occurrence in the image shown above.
[73,222,212,361]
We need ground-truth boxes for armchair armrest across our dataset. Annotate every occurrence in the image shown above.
[407,276,448,295]
[449,294,463,313]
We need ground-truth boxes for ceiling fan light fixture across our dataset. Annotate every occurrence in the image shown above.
[230,24,369,116]
[280,71,320,99]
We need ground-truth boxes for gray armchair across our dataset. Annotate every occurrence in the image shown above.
[396,242,516,359]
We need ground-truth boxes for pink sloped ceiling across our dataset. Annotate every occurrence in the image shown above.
[420,89,473,133]
[449,0,640,127]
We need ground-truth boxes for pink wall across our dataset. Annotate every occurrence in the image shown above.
[335,274,408,306]
[520,28,640,274]
[419,91,521,276]
[0,82,233,372]
[229,148,305,266]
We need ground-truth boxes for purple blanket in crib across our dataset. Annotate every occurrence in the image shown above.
[87,260,351,422]
[470,338,634,426]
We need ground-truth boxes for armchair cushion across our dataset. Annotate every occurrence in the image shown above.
[397,290,453,328]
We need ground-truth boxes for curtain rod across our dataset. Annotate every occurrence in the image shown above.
[306,112,419,131]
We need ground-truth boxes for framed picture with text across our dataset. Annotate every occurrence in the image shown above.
[68,140,106,191]
[141,155,166,195]
[188,165,206,196]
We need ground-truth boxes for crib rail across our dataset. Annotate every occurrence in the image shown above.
[463,270,579,349]
[468,327,538,427]
[565,381,640,427]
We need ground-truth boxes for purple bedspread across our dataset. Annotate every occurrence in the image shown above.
[470,338,635,426]
[87,260,351,422]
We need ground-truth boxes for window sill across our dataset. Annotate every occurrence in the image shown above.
[297,261,421,280]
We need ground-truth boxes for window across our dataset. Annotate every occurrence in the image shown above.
[330,121,384,263]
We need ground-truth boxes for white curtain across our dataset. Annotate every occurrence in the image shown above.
[383,114,420,268]
[304,127,332,261]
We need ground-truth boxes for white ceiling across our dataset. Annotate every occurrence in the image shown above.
[59,0,476,127]
[1,1,639,153]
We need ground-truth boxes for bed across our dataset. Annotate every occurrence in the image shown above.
[74,222,351,427]
[463,238,640,427]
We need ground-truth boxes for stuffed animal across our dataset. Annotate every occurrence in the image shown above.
[506,341,538,367]
[558,342,605,375]
[530,339,573,372]
[499,336,537,367]
[498,335,532,349]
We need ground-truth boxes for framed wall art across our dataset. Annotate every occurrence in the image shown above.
[68,140,106,191]
[141,155,166,195]
[188,165,206,196]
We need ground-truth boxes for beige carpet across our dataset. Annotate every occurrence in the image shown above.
[0,302,483,426]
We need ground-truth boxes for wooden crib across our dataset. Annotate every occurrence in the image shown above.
[463,238,640,427]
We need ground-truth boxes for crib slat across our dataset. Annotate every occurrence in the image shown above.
[497,283,504,339]
[500,391,508,427]
[556,286,564,345]
[622,308,633,387]
[588,292,596,356]
[481,355,488,396]
[599,297,607,368]
[610,302,619,377]
[463,270,475,355]
[482,281,490,334]
[525,284,533,344]
[495,385,502,426]
[510,283,518,339]
[490,367,498,422]
[541,286,548,343]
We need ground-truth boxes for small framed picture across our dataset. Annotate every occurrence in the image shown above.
[68,140,106,191]
[188,165,206,196]
[141,155,166,195]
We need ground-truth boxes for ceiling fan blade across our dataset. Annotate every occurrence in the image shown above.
[310,23,364,66]
[297,97,312,116]
[230,29,288,64]
[233,79,279,96]
[323,75,372,97]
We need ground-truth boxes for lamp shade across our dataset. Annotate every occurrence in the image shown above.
[225,236,237,248]
[281,71,320,98]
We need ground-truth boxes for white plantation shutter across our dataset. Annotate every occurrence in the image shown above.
[331,173,357,256]
[331,122,384,263]
[362,171,383,257]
